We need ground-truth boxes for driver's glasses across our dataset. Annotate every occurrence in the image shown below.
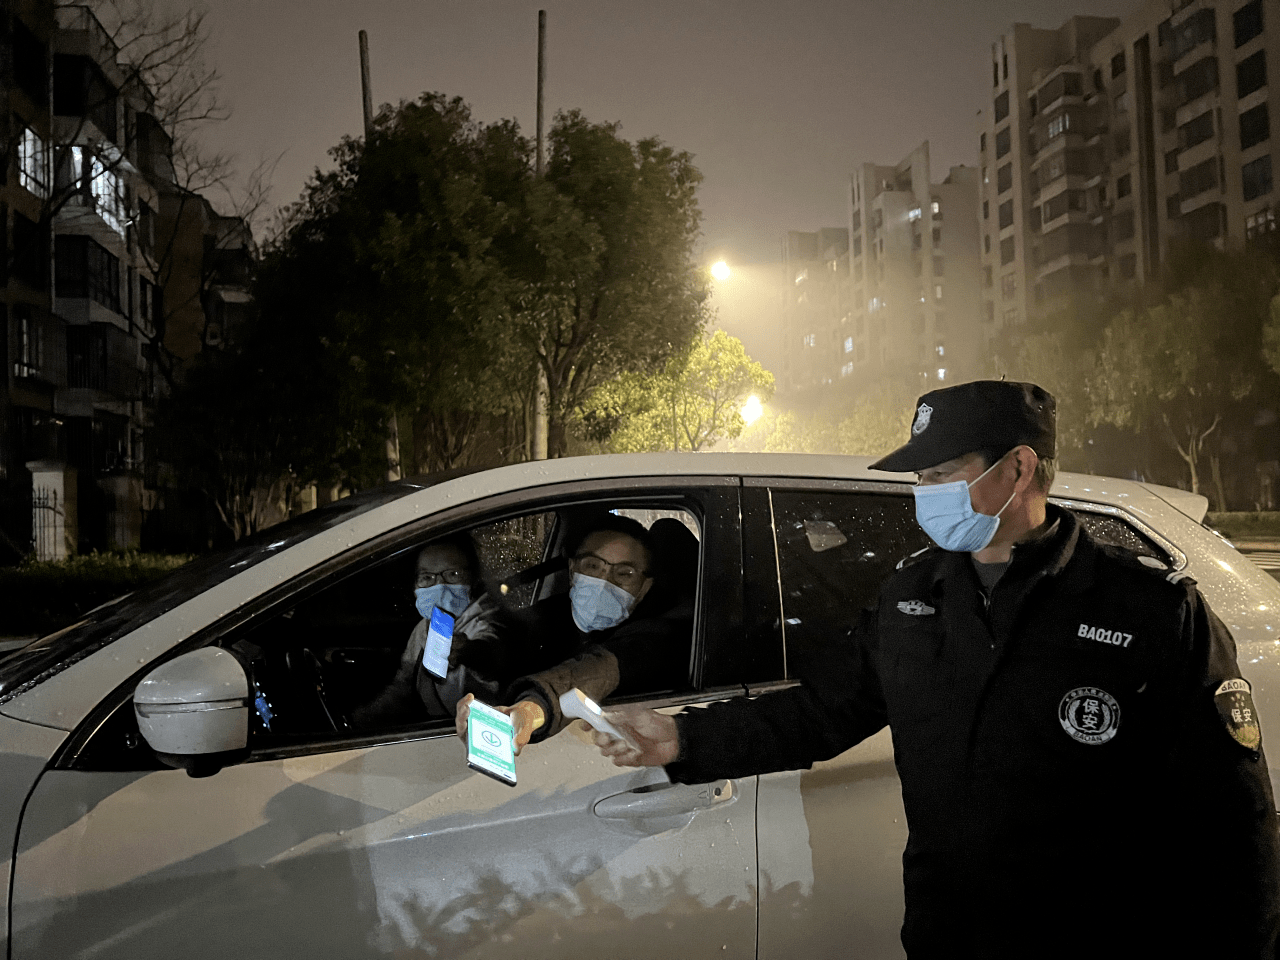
[573,554,645,590]
[416,568,469,588]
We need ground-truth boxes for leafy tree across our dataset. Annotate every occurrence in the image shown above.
[1085,292,1257,505]
[516,111,708,456]
[248,97,709,478]
[999,330,1094,467]
[834,383,916,458]
[586,330,774,452]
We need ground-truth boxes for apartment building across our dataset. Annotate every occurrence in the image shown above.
[982,1,1280,331]
[846,143,983,392]
[2,1,250,557]
[778,227,849,394]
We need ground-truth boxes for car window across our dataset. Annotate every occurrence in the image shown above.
[1072,510,1171,567]
[66,487,728,772]
[770,489,928,678]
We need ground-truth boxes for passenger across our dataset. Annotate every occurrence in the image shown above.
[351,532,517,727]
[456,512,690,752]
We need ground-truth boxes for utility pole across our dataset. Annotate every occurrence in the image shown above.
[530,10,550,460]
[358,29,402,481]
[359,30,374,137]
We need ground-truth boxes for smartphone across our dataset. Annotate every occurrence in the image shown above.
[466,699,518,787]
[421,607,455,680]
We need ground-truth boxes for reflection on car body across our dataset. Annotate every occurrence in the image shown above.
[0,453,1277,959]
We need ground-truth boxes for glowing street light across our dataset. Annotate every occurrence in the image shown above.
[741,394,763,425]
[710,260,732,282]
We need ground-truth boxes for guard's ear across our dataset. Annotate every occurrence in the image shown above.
[1011,445,1041,494]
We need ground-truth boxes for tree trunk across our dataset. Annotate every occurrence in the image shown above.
[1210,453,1229,512]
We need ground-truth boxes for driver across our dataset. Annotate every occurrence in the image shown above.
[352,532,517,726]
[456,512,687,753]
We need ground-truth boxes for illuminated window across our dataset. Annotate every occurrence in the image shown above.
[90,157,127,237]
[908,206,922,221]
[937,368,947,381]
[931,200,940,215]
[841,362,854,377]
[937,345,945,356]
[1047,113,1070,139]
[934,284,944,300]
[844,336,853,353]
[803,334,816,347]
[18,126,48,198]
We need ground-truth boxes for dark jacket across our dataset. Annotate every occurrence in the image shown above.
[506,592,690,740]
[668,507,1280,959]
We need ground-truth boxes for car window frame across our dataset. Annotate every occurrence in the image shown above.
[744,479,1190,691]
[56,476,746,770]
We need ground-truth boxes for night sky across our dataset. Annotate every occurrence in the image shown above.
[204,0,1127,265]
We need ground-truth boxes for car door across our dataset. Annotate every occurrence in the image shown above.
[746,478,927,960]
[9,478,761,960]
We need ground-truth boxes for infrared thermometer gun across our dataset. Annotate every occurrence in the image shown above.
[559,688,637,748]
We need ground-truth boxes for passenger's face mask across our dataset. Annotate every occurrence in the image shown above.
[913,453,1018,553]
[415,583,471,620]
[569,572,636,633]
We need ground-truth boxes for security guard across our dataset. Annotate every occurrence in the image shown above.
[597,380,1280,959]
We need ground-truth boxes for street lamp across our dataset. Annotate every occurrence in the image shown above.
[711,260,731,282]
[741,394,763,426]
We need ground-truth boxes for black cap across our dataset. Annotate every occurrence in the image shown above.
[869,380,1056,473]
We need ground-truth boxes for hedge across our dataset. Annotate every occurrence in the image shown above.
[1204,512,1280,542]
[0,552,194,638]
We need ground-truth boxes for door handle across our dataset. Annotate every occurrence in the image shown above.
[592,779,734,820]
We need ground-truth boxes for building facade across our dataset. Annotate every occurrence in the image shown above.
[847,143,983,393]
[981,1,1280,332]
[778,227,849,395]
[2,1,249,558]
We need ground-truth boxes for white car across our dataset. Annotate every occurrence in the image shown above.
[1,453,1277,960]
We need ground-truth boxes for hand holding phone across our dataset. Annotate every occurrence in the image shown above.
[559,688,637,748]
[465,698,517,787]
[421,607,455,680]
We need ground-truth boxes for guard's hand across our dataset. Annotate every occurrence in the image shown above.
[593,706,680,767]
[455,694,546,756]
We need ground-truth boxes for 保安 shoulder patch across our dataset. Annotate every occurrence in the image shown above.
[1214,678,1262,752]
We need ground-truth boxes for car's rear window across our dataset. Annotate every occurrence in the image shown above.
[0,482,428,705]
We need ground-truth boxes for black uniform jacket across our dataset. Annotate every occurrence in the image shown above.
[668,507,1280,959]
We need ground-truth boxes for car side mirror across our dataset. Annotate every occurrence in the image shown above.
[134,648,251,778]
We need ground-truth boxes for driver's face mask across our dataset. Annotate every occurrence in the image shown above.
[913,452,1018,553]
[569,572,637,633]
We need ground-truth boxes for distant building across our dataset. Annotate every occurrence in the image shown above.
[981,1,1280,331]
[847,143,983,392]
[1,1,251,558]
[778,227,849,394]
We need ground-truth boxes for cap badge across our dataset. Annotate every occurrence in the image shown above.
[912,403,933,436]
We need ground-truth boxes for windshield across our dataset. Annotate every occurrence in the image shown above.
[0,481,427,706]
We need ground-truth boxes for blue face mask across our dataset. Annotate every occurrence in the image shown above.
[913,453,1017,553]
[569,572,637,633]
[415,583,471,620]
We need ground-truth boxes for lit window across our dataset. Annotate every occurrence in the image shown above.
[937,345,945,356]
[18,127,48,198]
[844,336,853,353]
[803,334,816,347]
[937,368,947,381]
[841,362,854,377]
[1048,113,1071,139]
[90,157,127,237]
[908,206,922,221]
[931,200,940,214]
[935,284,944,300]
[794,268,808,284]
